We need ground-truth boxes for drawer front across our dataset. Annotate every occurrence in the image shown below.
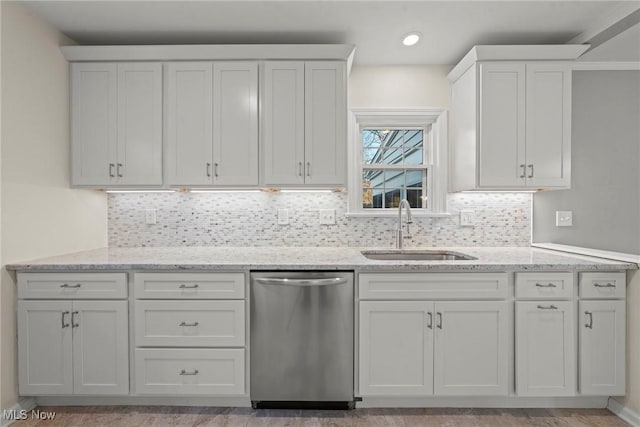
[134,348,245,395]
[516,272,573,300]
[134,273,245,299]
[359,273,508,300]
[17,273,127,299]
[135,300,245,347]
[580,272,626,299]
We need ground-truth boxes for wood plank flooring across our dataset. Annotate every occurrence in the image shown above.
[9,406,630,427]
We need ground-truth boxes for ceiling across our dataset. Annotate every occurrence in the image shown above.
[20,0,640,65]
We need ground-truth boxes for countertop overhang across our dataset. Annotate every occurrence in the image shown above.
[6,246,637,272]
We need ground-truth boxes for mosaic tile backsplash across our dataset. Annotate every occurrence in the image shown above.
[108,192,531,248]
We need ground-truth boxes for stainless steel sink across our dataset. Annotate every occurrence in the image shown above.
[361,249,477,261]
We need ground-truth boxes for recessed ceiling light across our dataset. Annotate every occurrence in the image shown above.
[402,32,421,46]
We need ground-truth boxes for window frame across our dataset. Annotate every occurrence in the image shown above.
[347,109,449,216]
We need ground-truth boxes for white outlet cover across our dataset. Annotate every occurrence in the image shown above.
[460,210,475,227]
[556,211,573,227]
[319,209,336,225]
[277,209,289,225]
[145,209,157,225]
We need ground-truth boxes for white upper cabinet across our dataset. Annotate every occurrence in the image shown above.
[166,62,258,187]
[71,62,162,187]
[448,45,583,191]
[262,61,347,186]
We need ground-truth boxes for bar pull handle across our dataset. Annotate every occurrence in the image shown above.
[436,312,443,329]
[528,164,534,178]
[109,163,115,178]
[537,304,558,310]
[535,283,557,288]
[71,311,79,328]
[60,283,82,289]
[306,162,311,177]
[594,282,616,288]
[206,163,211,177]
[61,311,70,328]
[585,311,593,329]
[179,284,199,289]
[427,312,433,330]
[519,164,526,179]
[255,277,347,287]
[180,369,199,376]
[298,162,303,177]
[214,163,219,178]
[117,163,123,177]
[180,321,199,327]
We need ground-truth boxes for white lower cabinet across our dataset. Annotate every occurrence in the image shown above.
[515,300,575,396]
[18,299,129,396]
[359,299,508,397]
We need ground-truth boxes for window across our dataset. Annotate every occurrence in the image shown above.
[348,110,448,215]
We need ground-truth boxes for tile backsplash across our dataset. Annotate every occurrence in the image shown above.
[108,192,531,247]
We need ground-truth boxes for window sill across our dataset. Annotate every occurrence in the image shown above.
[345,211,453,218]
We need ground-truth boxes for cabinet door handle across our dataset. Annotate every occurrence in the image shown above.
[298,162,303,177]
[519,164,526,179]
[179,321,199,327]
[180,369,199,376]
[61,311,70,328]
[536,304,558,310]
[427,312,433,330]
[585,311,593,329]
[206,163,211,177]
[214,163,219,178]
[117,163,123,178]
[109,163,115,178]
[594,282,616,288]
[60,283,82,289]
[535,283,557,288]
[179,284,199,289]
[306,162,311,177]
[528,164,534,178]
[71,311,79,328]
[436,312,442,329]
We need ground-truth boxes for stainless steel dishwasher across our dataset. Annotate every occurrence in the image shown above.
[250,271,354,409]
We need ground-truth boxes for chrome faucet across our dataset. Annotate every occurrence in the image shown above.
[395,199,413,249]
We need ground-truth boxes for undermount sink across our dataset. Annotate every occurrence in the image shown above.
[361,249,477,261]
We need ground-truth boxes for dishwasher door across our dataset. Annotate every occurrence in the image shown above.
[250,271,354,407]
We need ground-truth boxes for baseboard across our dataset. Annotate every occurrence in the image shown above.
[34,395,251,407]
[1,398,37,427]
[608,398,640,426]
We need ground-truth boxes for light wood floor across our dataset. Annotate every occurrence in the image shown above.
[9,406,631,427]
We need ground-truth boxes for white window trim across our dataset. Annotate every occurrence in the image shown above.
[347,108,450,217]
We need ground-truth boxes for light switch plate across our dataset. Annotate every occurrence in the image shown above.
[145,209,157,225]
[319,209,336,225]
[277,209,289,225]
[556,211,573,227]
[460,210,475,227]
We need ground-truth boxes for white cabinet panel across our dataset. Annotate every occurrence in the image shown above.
[72,300,129,395]
[516,301,575,396]
[213,62,258,186]
[135,300,245,347]
[166,62,214,185]
[580,272,626,299]
[18,301,73,395]
[479,63,526,188]
[579,300,626,396]
[18,273,127,300]
[515,272,573,300]
[434,301,508,396]
[133,272,245,299]
[359,301,433,396]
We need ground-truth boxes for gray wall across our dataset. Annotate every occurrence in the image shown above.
[533,70,640,254]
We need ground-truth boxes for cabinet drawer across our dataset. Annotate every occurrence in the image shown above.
[580,272,626,299]
[515,272,573,299]
[135,300,245,347]
[134,273,245,299]
[134,348,245,395]
[17,273,127,299]
[359,273,508,300]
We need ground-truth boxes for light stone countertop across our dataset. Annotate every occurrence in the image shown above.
[6,246,637,272]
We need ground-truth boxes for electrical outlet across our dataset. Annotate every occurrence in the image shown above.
[277,209,289,225]
[460,210,475,227]
[145,209,157,225]
[556,211,573,227]
[319,209,336,225]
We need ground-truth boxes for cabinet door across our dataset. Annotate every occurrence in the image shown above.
[166,62,214,186]
[213,62,258,186]
[72,300,129,395]
[262,62,305,185]
[116,63,163,185]
[71,63,117,186]
[359,301,434,396]
[18,300,73,395]
[478,63,526,188]
[304,62,346,185]
[525,63,571,188]
[516,301,576,396]
[434,301,508,396]
[580,300,626,395]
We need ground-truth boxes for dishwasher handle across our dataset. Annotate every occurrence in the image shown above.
[254,277,348,287]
